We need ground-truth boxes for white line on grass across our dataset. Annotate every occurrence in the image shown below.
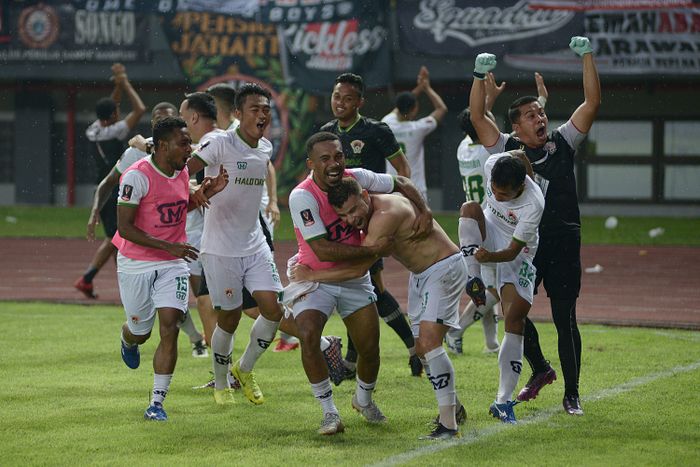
[369,359,700,467]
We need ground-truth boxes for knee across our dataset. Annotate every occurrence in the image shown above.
[357,338,380,361]
[460,201,481,218]
[260,302,283,321]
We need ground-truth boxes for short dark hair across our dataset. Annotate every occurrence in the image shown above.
[328,177,362,209]
[152,116,187,149]
[206,83,237,115]
[395,92,417,116]
[183,92,217,120]
[235,82,271,111]
[305,131,340,158]
[508,96,538,124]
[151,101,177,119]
[457,108,478,141]
[95,97,117,121]
[335,73,364,98]
[491,155,526,190]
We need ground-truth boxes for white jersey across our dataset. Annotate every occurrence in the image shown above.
[195,129,271,257]
[483,153,545,254]
[115,138,151,174]
[226,119,271,217]
[381,112,437,196]
[456,135,490,208]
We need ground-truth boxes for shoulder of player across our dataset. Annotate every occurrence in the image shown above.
[371,194,412,224]
[319,120,338,132]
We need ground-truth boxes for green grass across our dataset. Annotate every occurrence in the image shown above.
[1,302,699,465]
[1,206,699,246]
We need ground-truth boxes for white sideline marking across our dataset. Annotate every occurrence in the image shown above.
[369,360,700,467]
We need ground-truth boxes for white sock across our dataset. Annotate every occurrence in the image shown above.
[482,301,500,350]
[355,377,376,407]
[151,373,172,405]
[319,336,330,352]
[425,347,457,429]
[311,378,338,415]
[496,332,524,404]
[211,325,234,390]
[178,312,202,343]
[420,357,431,378]
[458,217,483,278]
[239,315,279,372]
[450,291,498,338]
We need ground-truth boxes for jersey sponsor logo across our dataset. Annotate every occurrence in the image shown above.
[488,204,517,226]
[121,184,133,201]
[156,200,187,225]
[301,209,315,226]
[428,372,451,390]
[257,338,272,349]
[214,352,232,366]
[237,161,248,170]
[544,141,557,155]
[326,218,355,242]
[350,139,365,154]
[461,244,479,257]
[510,360,522,374]
[234,176,265,186]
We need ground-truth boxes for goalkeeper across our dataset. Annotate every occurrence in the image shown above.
[465,37,601,418]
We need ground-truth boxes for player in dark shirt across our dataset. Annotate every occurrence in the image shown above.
[468,37,601,416]
[320,73,423,378]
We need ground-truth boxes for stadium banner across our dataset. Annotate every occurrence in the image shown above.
[0,2,150,62]
[278,0,391,93]
[396,0,582,57]
[398,0,700,75]
[504,3,700,75]
[258,0,365,24]
[160,11,279,85]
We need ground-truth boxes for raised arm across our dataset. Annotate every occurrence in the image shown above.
[117,65,146,131]
[569,36,601,134]
[469,54,501,147]
[484,72,506,113]
[420,66,448,123]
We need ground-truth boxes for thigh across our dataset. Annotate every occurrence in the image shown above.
[343,303,380,354]
[290,285,337,320]
[539,234,581,299]
[243,249,283,294]
[152,263,190,313]
[497,253,536,305]
[200,253,244,310]
[337,276,377,319]
[409,256,466,336]
[118,270,157,336]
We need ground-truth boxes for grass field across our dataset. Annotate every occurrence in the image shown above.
[1,302,699,465]
[1,206,699,246]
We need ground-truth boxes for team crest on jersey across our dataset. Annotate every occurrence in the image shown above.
[121,185,133,201]
[507,210,517,223]
[350,139,365,154]
[300,209,315,226]
[237,161,247,170]
[544,141,557,155]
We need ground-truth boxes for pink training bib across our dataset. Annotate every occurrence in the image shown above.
[112,159,189,261]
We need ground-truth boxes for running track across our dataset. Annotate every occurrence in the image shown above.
[1,239,698,329]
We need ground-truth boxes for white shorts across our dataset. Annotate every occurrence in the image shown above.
[118,262,189,336]
[200,248,282,311]
[481,263,497,290]
[484,217,537,304]
[407,253,466,337]
[289,274,376,320]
